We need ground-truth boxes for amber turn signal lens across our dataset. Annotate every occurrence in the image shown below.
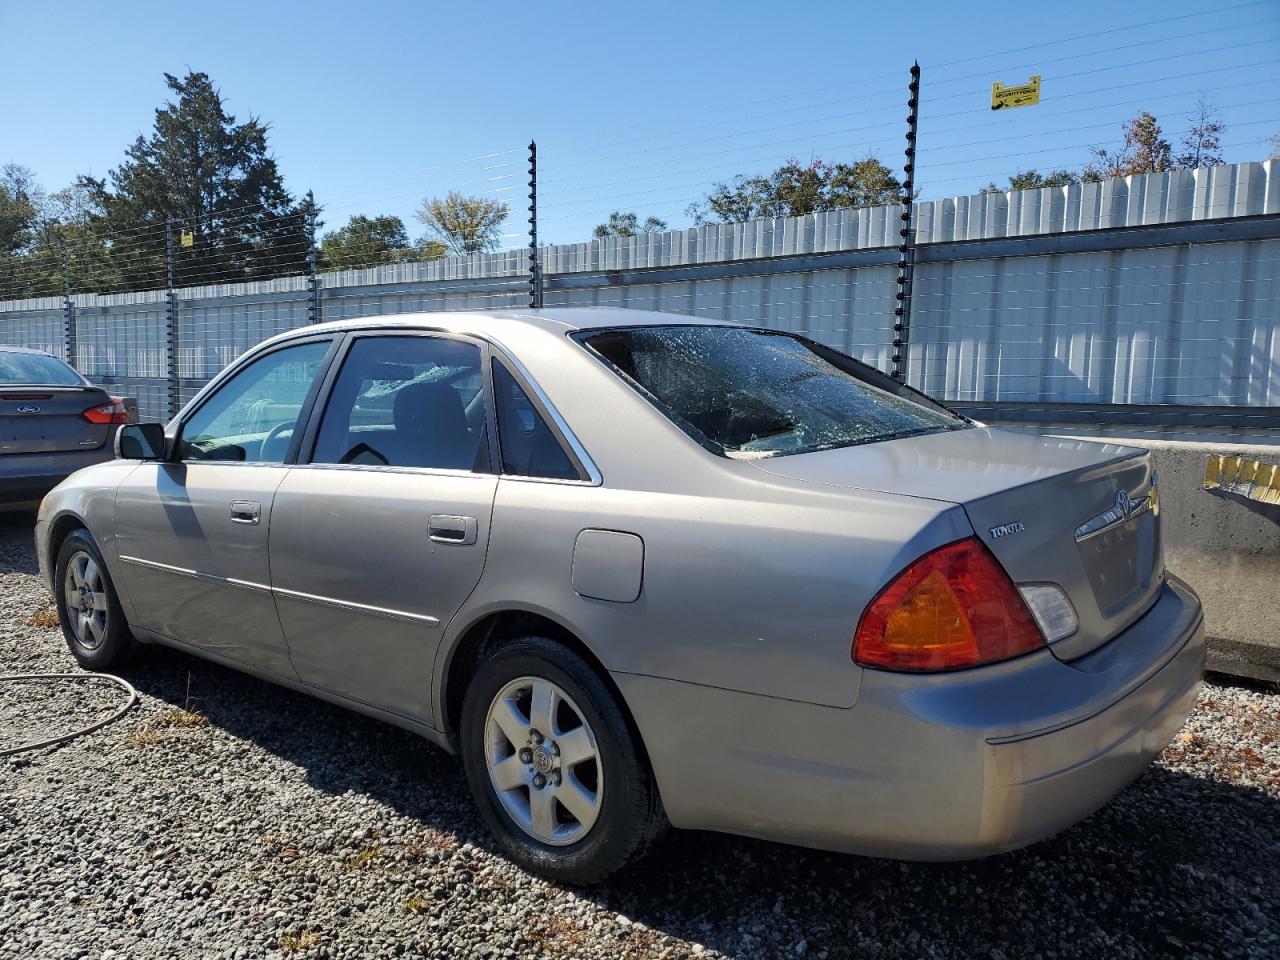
[853,537,1045,672]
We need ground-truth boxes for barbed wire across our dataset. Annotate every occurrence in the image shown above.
[4,155,1274,302]
[3,14,1278,309]
[10,253,1268,315]
[542,73,1280,207]
[8,84,1275,296]
[0,148,524,282]
[543,37,1276,184]
[10,46,1276,294]
[5,162,520,274]
[539,0,1275,157]
[5,188,1275,301]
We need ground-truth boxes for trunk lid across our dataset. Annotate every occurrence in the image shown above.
[749,427,1162,660]
[0,386,113,454]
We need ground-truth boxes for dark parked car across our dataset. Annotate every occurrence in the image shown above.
[0,346,136,504]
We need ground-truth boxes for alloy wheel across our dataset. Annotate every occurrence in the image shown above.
[483,676,603,846]
[64,550,109,651]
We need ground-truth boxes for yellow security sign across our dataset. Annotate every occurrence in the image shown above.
[1204,453,1280,504]
[180,229,194,247]
[991,75,1040,110]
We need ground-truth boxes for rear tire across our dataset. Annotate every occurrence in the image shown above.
[460,636,666,883]
[54,529,135,671]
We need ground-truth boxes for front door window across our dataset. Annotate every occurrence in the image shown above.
[180,341,330,463]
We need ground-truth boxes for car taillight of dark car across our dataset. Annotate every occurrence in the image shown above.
[82,398,131,425]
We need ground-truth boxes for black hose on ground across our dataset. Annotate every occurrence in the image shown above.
[0,673,138,757]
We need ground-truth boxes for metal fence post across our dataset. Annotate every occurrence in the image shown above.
[165,218,180,418]
[892,62,921,383]
[306,190,321,324]
[528,141,542,308]
[61,240,76,367]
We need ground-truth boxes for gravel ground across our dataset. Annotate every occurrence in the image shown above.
[1,511,1278,960]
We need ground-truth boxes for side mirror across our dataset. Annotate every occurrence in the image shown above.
[115,422,167,460]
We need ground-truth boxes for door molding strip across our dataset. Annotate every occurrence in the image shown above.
[272,585,441,627]
[120,554,272,594]
[120,554,440,626]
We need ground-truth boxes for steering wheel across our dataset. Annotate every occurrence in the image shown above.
[260,421,294,460]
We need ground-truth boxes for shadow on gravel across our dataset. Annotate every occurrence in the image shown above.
[599,767,1280,958]
[0,509,40,575]
[116,643,1280,959]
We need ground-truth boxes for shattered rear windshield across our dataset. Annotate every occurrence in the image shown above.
[576,325,966,459]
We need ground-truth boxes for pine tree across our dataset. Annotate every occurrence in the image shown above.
[101,72,308,289]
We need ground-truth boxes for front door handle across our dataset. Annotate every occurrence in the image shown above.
[428,514,477,545]
[231,500,262,525]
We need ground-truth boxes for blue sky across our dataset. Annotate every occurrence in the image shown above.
[2,0,1278,248]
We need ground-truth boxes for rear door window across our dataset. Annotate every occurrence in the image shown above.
[492,361,583,481]
[310,336,490,472]
[577,325,965,459]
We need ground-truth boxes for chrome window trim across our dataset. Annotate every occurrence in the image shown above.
[162,460,294,469]
[169,335,340,462]
[174,324,601,486]
[286,462,493,481]
[498,473,597,487]
[487,346,602,487]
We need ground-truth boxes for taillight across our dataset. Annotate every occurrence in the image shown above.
[82,397,130,425]
[853,537,1045,672]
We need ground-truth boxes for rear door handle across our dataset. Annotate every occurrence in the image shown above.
[231,500,261,525]
[428,514,477,545]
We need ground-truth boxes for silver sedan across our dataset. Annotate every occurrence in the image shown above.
[36,309,1205,882]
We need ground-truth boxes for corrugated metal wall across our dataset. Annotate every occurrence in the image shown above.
[0,298,64,359]
[2,161,1277,421]
[909,239,1280,405]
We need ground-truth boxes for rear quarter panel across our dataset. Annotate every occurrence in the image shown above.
[440,470,972,709]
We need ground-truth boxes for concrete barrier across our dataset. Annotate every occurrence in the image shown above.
[1045,435,1280,682]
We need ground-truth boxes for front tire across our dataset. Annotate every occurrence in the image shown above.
[460,636,666,882]
[54,529,134,671]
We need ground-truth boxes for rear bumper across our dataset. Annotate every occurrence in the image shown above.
[615,575,1204,860]
[0,446,114,503]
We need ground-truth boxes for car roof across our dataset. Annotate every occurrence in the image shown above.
[0,344,58,356]
[277,307,729,345]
